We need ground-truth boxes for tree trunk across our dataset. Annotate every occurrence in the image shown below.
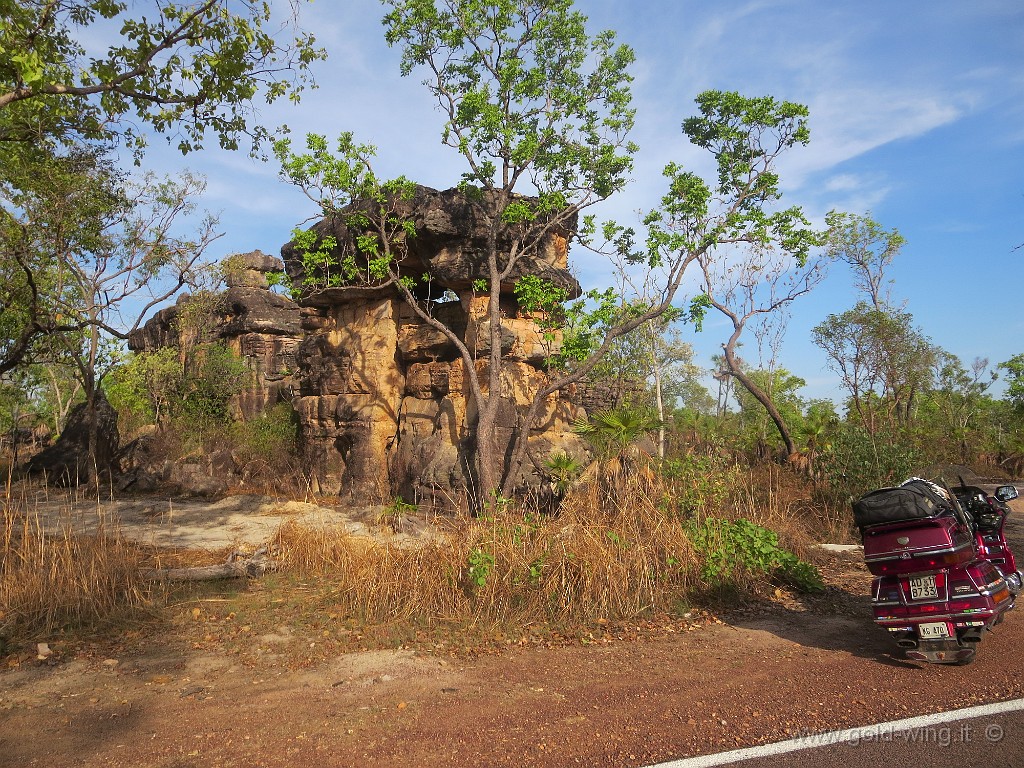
[143,552,277,582]
[650,331,666,460]
[473,399,502,512]
[722,344,797,457]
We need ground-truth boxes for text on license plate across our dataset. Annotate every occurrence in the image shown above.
[918,621,951,639]
[909,575,938,600]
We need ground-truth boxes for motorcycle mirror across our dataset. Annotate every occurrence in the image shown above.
[995,485,1019,502]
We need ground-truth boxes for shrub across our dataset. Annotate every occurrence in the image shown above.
[659,451,738,517]
[106,342,249,436]
[818,424,922,503]
[686,516,823,593]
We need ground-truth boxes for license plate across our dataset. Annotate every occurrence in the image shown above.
[919,621,951,639]
[909,575,938,600]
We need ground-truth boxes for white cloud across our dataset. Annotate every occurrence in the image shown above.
[779,89,963,186]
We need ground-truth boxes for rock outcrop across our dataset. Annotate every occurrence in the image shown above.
[282,185,590,506]
[130,191,593,508]
[128,250,303,420]
[25,391,119,484]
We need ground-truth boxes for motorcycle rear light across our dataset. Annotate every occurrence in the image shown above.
[946,600,980,612]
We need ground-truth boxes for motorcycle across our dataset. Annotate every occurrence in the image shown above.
[854,477,1021,665]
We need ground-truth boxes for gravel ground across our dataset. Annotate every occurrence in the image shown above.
[1,490,1021,767]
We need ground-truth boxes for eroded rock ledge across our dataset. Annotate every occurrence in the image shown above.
[131,187,598,508]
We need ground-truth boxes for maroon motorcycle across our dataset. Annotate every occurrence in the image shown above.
[854,477,1020,665]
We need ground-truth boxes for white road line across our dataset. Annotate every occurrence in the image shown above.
[648,697,1024,768]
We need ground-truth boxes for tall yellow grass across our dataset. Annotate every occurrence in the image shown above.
[1,491,150,645]
[0,458,832,649]
[273,466,703,628]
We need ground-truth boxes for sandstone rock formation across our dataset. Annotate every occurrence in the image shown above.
[284,185,591,506]
[130,191,594,508]
[128,250,304,421]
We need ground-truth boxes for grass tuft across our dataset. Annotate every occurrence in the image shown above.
[1,494,151,647]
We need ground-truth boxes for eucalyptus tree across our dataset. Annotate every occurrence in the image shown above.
[812,302,936,433]
[922,353,994,462]
[0,0,322,152]
[681,92,828,458]
[697,241,828,457]
[12,151,220,478]
[999,353,1024,412]
[824,212,904,311]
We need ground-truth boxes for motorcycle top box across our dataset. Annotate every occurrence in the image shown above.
[855,479,977,576]
[861,514,976,576]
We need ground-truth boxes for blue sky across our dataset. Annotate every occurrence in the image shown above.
[137,0,1024,406]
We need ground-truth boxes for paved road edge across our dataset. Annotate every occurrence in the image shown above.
[648,697,1024,768]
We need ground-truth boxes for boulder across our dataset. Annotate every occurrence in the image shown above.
[218,287,301,337]
[223,250,284,289]
[25,391,120,485]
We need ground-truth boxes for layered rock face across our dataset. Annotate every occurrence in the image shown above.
[130,189,593,507]
[128,250,304,421]
[283,186,590,506]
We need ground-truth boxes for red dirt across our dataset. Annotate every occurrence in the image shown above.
[3,501,1023,767]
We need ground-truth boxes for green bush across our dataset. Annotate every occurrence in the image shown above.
[687,517,823,593]
[660,452,738,517]
[231,403,298,459]
[106,342,249,436]
[818,424,922,503]
[177,344,250,428]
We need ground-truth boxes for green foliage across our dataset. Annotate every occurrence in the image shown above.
[914,353,995,462]
[544,450,583,494]
[643,90,820,267]
[467,547,496,589]
[659,453,738,517]
[383,0,638,197]
[105,346,179,425]
[176,344,250,428]
[573,405,660,460]
[812,302,936,434]
[0,0,324,154]
[274,132,418,297]
[817,424,922,503]
[230,403,298,461]
[999,353,1024,412]
[686,517,823,593]
[105,343,248,432]
[731,367,807,450]
[824,212,904,310]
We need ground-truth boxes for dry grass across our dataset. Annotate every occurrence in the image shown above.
[732,463,857,553]
[0,456,837,652]
[273,465,708,630]
[1,492,151,646]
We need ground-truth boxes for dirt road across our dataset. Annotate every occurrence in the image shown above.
[2,491,1023,767]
